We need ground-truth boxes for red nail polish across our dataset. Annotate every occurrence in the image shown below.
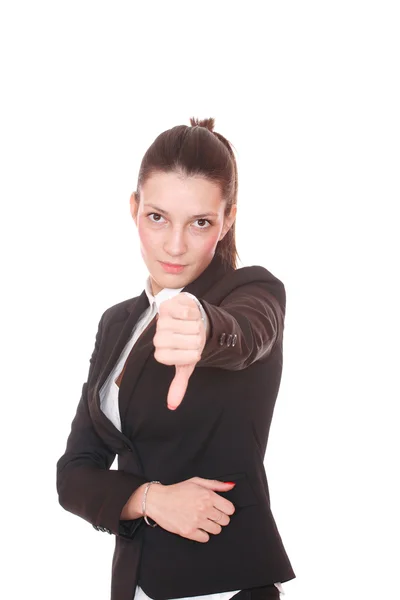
[224,481,236,486]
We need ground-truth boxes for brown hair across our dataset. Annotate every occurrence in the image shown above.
[134,117,240,269]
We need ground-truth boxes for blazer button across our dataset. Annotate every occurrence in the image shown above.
[92,524,100,531]
[218,333,226,346]
[226,334,233,347]
[231,334,237,347]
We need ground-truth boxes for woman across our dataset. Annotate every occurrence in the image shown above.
[56,117,296,600]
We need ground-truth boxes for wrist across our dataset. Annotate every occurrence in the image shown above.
[143,481,165,521]
[182,292,208,330]
[121,483,148,520]
[204,312,210,341]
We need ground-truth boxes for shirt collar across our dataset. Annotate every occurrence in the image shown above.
[144,276,184,311]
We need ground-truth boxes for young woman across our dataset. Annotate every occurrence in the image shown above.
[56,117,296,600]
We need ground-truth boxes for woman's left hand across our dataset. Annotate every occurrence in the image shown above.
[154,293,207,410]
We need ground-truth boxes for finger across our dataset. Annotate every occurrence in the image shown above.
[156,315,202,335]
[208,509,230,526]
[171,305,200,321]
[201,519,223,536]
[154,348,202,366]
[191,478,236,491]
[212,496,236,516]
[187,529,210,543]
[159,301,200,321]
[154,329,202,350]
[190,479,236,516]
[167,364,195,410]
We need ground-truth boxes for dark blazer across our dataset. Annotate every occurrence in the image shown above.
[56,252,296,600]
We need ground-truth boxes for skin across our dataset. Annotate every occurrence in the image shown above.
[120,171,238,542]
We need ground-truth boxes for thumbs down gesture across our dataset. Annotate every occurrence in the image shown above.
[153,292,208,410]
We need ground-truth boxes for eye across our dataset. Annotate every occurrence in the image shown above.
[194,218,211,229]
[147,213,165,223]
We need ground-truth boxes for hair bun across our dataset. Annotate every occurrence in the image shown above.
[189,117,215,132]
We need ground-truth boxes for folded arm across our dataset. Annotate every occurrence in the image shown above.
[56,314,148,539]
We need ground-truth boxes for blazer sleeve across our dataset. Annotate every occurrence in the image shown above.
[56,312,149,539]
[196,279,285,370]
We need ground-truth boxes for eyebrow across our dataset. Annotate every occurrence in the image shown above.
[143,204,219,219]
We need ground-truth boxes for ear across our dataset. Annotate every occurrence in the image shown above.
[130,191,139,224]
[219,204,237,241]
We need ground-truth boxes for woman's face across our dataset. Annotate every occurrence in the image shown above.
[130,171,236,295]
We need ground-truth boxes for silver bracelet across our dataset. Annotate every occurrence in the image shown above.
[142,480,161,527]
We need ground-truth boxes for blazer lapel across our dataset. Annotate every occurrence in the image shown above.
[89,291,150,450]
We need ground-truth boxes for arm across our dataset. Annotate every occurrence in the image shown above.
[56,313,149,539]
[196,280,285,370]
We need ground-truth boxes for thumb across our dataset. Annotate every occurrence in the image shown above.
[167,364,195,410]
[194,478,236,490]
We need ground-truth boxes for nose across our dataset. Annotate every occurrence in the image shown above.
[164,226,187,257]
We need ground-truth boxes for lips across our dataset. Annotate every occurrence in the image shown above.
[159,261,186,273]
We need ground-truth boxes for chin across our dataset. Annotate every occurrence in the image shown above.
[151,262,189,287]
[161,272,190,285]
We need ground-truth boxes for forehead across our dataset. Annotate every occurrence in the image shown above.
[141,171,224,211]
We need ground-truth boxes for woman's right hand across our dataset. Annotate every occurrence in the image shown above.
[143,477,236,543]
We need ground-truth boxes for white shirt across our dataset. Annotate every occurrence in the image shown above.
[99,276,285,598]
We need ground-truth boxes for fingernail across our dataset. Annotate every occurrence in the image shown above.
[224,481,236,486]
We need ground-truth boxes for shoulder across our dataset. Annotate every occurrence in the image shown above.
[96,295,140,328]
[234,263,284,289]
[211,263,286,311]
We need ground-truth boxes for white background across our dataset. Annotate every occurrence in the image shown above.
[1,2,399,600]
